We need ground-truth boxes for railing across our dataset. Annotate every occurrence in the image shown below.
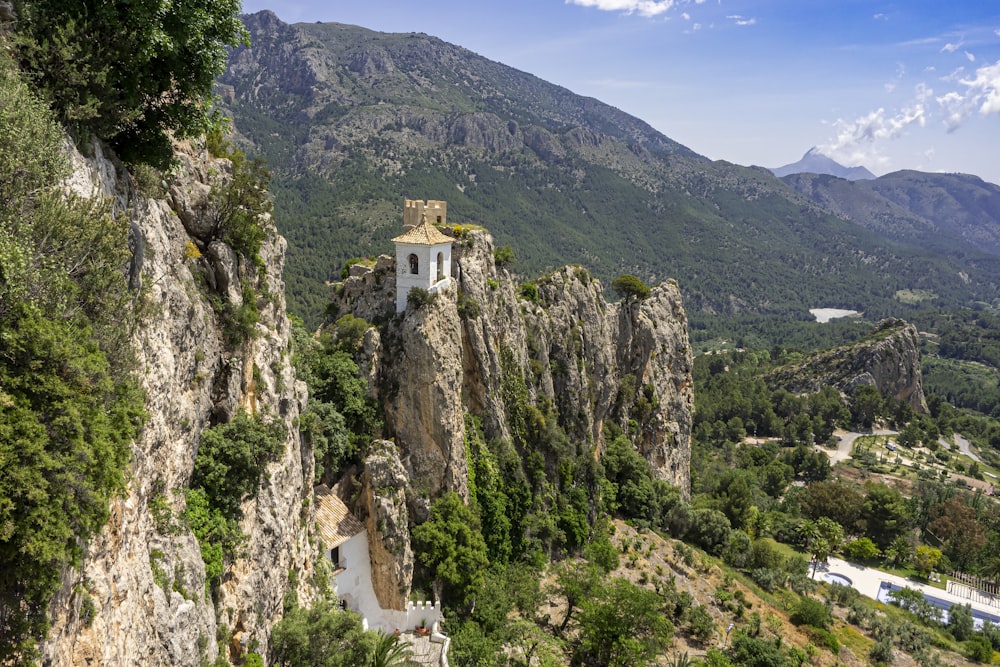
[951,571,1000,596]
[948,579,1000,609]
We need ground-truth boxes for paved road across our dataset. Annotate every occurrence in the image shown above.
[819,429,896,466]
[950,433,981,463]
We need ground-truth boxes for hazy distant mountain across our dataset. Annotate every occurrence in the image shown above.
[771,148,876,180]
[220,11,1000,327]
[784,169,1000,254]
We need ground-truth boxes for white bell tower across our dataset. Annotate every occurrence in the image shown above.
[392,200,454,313]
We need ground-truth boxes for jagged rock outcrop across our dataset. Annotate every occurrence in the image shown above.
[356,441,415,610]
[41,141,313,666]
[381,282,470,500]
[331,226,694,496]
[768,318,928,413]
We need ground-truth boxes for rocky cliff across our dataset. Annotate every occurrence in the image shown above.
[331,227,694,507]
[767,318,929,414]
[40,142,313,666]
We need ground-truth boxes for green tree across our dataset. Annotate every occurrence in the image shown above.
[851,385,883,429]
[574,577,673,667]
[13,0,249,166]
[411,492,489,606]
[843,537,881,561]
[554,561,603,633]
[948,603,975,642]
[190,411,286,519]
[808,517,844,575]
[270,601,375,667]
[799,480,864,533]
[612,274,651,302]
[913,545,943,579]
[863,483,912,550]
[210,149,273,261]
[884,535,913,568]
[686,508,733,555]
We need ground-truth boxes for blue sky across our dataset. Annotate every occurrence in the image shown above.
[239,0,1000,184]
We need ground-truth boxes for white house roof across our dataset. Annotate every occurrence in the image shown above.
[314,485,366,549]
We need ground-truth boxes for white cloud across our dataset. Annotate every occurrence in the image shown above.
[681,11,690,20]
[941,41,962,53]
[966,51,976,63]
[727,14,756,26]
[873,13,888,21]
[937,91,972,131]
[942,66,967,82]
[925,60,1000,132]
[566,0,678,18]
[818,99,927,166]
[961,60,1000,116]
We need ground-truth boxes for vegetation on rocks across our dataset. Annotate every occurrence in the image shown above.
[13,0,249,166]
[0,46,145,660]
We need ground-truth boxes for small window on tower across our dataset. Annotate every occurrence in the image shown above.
[409,254,419,274]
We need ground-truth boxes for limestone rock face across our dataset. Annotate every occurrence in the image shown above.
[331,227,694,497]
[357,441,415,610]
[381,281,470,500]
[769,318,928,414]
[41,142,312,666]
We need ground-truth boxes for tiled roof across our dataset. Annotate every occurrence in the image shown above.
[314,485,366,549]
[392,217,452,246]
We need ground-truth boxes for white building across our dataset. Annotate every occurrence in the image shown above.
[393,199,453,313]
[313,486,444,638]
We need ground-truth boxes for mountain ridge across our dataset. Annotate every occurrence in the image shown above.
[221,12,1000,330]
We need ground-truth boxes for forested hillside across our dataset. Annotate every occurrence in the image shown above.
[220,12,1000,331]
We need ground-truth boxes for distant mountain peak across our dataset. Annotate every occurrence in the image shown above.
[771,148,876,181]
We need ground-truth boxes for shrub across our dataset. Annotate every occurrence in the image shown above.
[966,635,994,663]
[805,627,840,653]
[0,48,145,656]
[790,597,831,629]
[457,291,482,319]
[519,281,538,302]
[186,410,285,587]
[211,150,272,262]
[687,604,715,642]
[843,537,881,561]
[333,314,370,351]
[407,287,437,309]
[494,245,514,267]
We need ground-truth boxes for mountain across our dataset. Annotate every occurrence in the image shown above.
[784,170,1000,255]
[220,12,1000,330]
[770,148,876,180]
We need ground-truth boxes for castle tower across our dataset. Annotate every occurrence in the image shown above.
[393,200,453,313]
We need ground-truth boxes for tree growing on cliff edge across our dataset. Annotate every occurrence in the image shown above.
[612,274,651,302]
[12,0,249,166]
